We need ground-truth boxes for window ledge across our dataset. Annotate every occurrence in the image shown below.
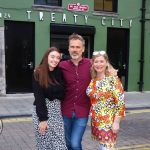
[32,4,64,12]
[93,11,119,17]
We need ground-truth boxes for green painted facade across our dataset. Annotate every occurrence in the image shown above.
[0,0,150,92]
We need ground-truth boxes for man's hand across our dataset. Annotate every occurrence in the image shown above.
[108,68,118,76]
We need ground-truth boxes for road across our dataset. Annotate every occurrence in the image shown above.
[0,109,150,150]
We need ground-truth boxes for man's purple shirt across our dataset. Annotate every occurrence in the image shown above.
[59,58,91,118]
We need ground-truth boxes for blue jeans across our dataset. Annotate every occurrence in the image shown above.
[63,112,88,150]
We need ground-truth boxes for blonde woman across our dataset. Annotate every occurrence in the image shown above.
[86,51,125,150]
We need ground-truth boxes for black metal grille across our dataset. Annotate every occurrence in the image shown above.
[34,0,62,6]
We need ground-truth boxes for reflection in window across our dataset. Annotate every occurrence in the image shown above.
[34,0,62,6]
[94,0,117,12]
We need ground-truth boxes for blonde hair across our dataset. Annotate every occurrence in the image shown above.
[91,51,116,79]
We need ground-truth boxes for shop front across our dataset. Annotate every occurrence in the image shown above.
[0,0,150,95]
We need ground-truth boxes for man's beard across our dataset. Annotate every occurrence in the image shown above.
[70,54,80,60]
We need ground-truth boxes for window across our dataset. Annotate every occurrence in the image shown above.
[34,0,62,6]
[94,0,117,12]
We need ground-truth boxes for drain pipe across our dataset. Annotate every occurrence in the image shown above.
[138,0,146,91]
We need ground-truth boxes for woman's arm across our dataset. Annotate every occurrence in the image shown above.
[32,76,48,121]
[111,76,125,133]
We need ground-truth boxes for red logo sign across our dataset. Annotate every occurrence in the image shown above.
[68,3,89,12]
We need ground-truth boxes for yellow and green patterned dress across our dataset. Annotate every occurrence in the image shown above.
[86,75,125,149]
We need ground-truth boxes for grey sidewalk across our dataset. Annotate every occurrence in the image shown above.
[0,92,150,118]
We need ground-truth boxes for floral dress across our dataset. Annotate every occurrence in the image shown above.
[86,75,125,149]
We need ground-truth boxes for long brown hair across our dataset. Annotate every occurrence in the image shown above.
[34,47,61,88]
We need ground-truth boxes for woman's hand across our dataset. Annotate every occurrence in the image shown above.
[39,121,48,135]
[112,121,120,133]
[112,116,121,133]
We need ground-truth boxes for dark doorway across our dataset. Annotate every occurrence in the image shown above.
[5,21,35,93]
[50,24,95,59]
[107,28,129,90]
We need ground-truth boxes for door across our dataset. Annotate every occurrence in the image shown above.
[50,34,92,60]
[107,28,129,90]
[5,21,35,93]
[50,24,95,59]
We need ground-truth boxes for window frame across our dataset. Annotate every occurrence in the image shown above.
[94,0,118,13]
